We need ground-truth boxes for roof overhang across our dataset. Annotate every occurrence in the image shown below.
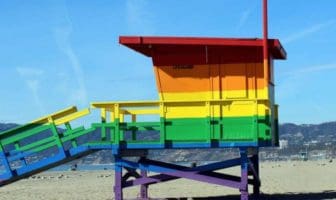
[120,36,286,65]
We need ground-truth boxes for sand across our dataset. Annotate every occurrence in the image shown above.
[0,161,335,200]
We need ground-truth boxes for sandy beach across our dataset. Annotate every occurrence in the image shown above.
[0,161,335,200]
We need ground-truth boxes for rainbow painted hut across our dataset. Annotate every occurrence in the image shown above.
[97,36,286,148]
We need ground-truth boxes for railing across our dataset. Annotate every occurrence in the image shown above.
[91,98,269,121]
[91,98,271,145]
[0,106,93,180]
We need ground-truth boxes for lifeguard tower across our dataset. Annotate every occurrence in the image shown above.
[0,1,286,199]
[98,36,285,200]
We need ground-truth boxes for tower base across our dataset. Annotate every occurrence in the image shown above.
[113,148,260,200]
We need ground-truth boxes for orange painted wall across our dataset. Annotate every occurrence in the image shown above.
[154,63,267,95]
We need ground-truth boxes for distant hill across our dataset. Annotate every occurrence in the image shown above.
[0,123,18,132]
[279,122,336,144]
[0,122,335,164]
[280,122,336,139]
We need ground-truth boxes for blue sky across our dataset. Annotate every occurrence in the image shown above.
[0,0,336,125]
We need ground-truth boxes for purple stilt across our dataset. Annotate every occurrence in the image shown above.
[140,156,149,199]
[240,148,249,200]
[114,156,123,200]
[140,169,149,199]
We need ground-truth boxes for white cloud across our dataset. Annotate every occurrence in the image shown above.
[237,9,252,31]
[26,79,39,91]
[16,67,44,77]
[53,4,88,107]
[280,63,336,77]
[277,63,336,100]
[282,20,336,44]
[125,0,155,34]
[16,67,46,115]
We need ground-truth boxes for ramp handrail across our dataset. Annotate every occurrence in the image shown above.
[0,106,92,184]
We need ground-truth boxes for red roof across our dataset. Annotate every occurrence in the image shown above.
[119,36,286,66]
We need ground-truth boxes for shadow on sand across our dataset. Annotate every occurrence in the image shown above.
[163,190,336,200]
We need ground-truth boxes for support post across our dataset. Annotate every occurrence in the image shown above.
[114,156,123,200]
[140,156,149,199]
[140,168,149,199]
[240,148,249,200]
[251,150,260,197]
